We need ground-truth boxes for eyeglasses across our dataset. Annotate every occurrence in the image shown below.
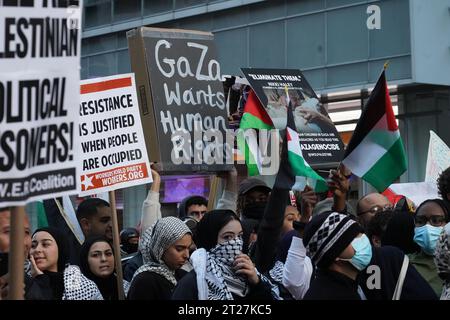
[414,215,446,227]
[358,204,393,216]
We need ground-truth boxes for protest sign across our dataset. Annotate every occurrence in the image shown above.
[384,181,439,208]
[0,1,82,206]
[78,74,152,196]
[127,27,233,173]
[425,130,450,183]
[241,68,344,166]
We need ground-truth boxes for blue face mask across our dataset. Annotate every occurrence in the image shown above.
[413,224,443,255]
[339,234,373,271]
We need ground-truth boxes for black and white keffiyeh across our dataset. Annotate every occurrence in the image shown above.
[268,260,284,284]
[62,265,103,300]
[434,223,450,300]
[133,217,191,286]
[191,238,248,300]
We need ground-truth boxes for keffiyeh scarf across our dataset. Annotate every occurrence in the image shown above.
[434,223,450,300]
[133,217,191,286]
[191,238,248,300]
[62,265,103,300]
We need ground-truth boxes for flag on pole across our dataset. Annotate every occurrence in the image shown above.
[237,90,275,176]
[40,197,85,245]
[342,70,407,192]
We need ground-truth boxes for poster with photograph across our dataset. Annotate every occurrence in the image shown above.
[241,68,344,165]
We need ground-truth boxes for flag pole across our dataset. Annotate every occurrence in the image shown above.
[54,198,84,245]
[108,190,125,300]
[8,206,25,300]
[207,176,220,211]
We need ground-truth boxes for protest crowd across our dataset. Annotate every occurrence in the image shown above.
[1,162,450,300]
[1,2,450,303]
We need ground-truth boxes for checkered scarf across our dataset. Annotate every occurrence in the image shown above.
[62,265,103,300]
[306,212,357,266]
[133,217,191,286]
[191,238,248,300]
[434,223,450,300]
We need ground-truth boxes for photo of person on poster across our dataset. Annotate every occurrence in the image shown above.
[263,87,335,133]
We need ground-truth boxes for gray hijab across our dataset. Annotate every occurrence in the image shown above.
[132,217,191,286]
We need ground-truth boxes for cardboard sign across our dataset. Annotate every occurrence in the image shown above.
[0,1,82,206]
[241,68,344,166]
[425,130,450,183]
[78,74,152,196]
[127,27,233,173]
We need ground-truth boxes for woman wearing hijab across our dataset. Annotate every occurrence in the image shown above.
[172,210,274,300]
[127,217,192,300]
[409,199,449,296]
[79,236,130,300]
[26,227,102,300]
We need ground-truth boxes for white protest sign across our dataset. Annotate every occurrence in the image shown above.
[388,182,439,207]
[78,73,152,196]
[425,130,450,183]
[0,1,82,206]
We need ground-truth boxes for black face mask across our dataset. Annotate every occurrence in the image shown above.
[242,202,267,220]
[122,243,138,254]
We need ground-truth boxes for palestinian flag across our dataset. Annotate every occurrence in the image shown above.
[275,103,328,192]
[39,197,85,245]
[237,90,274,176]
[342,71,407,192]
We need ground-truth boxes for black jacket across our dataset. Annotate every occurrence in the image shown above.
[253,187,289,273]
[171,270,274,300]
[122,252,143,282]
[358,245,438,300]
[304,269,361,300]
[127,269,187,300]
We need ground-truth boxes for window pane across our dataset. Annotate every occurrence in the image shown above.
[84,34,117,55]
[214,29,247,76]
[81,57,89,80]
[175,0,207,10]
[84,1,112,29]
[287,14,325,69]
[88,52,117,77]
[327,6,368,64]
[249,21,284,69]
[143,0,173,15]
[113,0,141,22]
[117,50,131,74]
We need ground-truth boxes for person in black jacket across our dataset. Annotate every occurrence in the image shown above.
[303,211,369,300]
[172,210,274,300]
[358,244,437,300]
[127,217,192,300]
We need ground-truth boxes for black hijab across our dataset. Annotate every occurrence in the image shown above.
[31,227,69,299]
[381,212,420,254]
[194,210,240,250]
[79,236,119,300]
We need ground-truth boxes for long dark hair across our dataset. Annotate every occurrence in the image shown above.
[194,210,240,250]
